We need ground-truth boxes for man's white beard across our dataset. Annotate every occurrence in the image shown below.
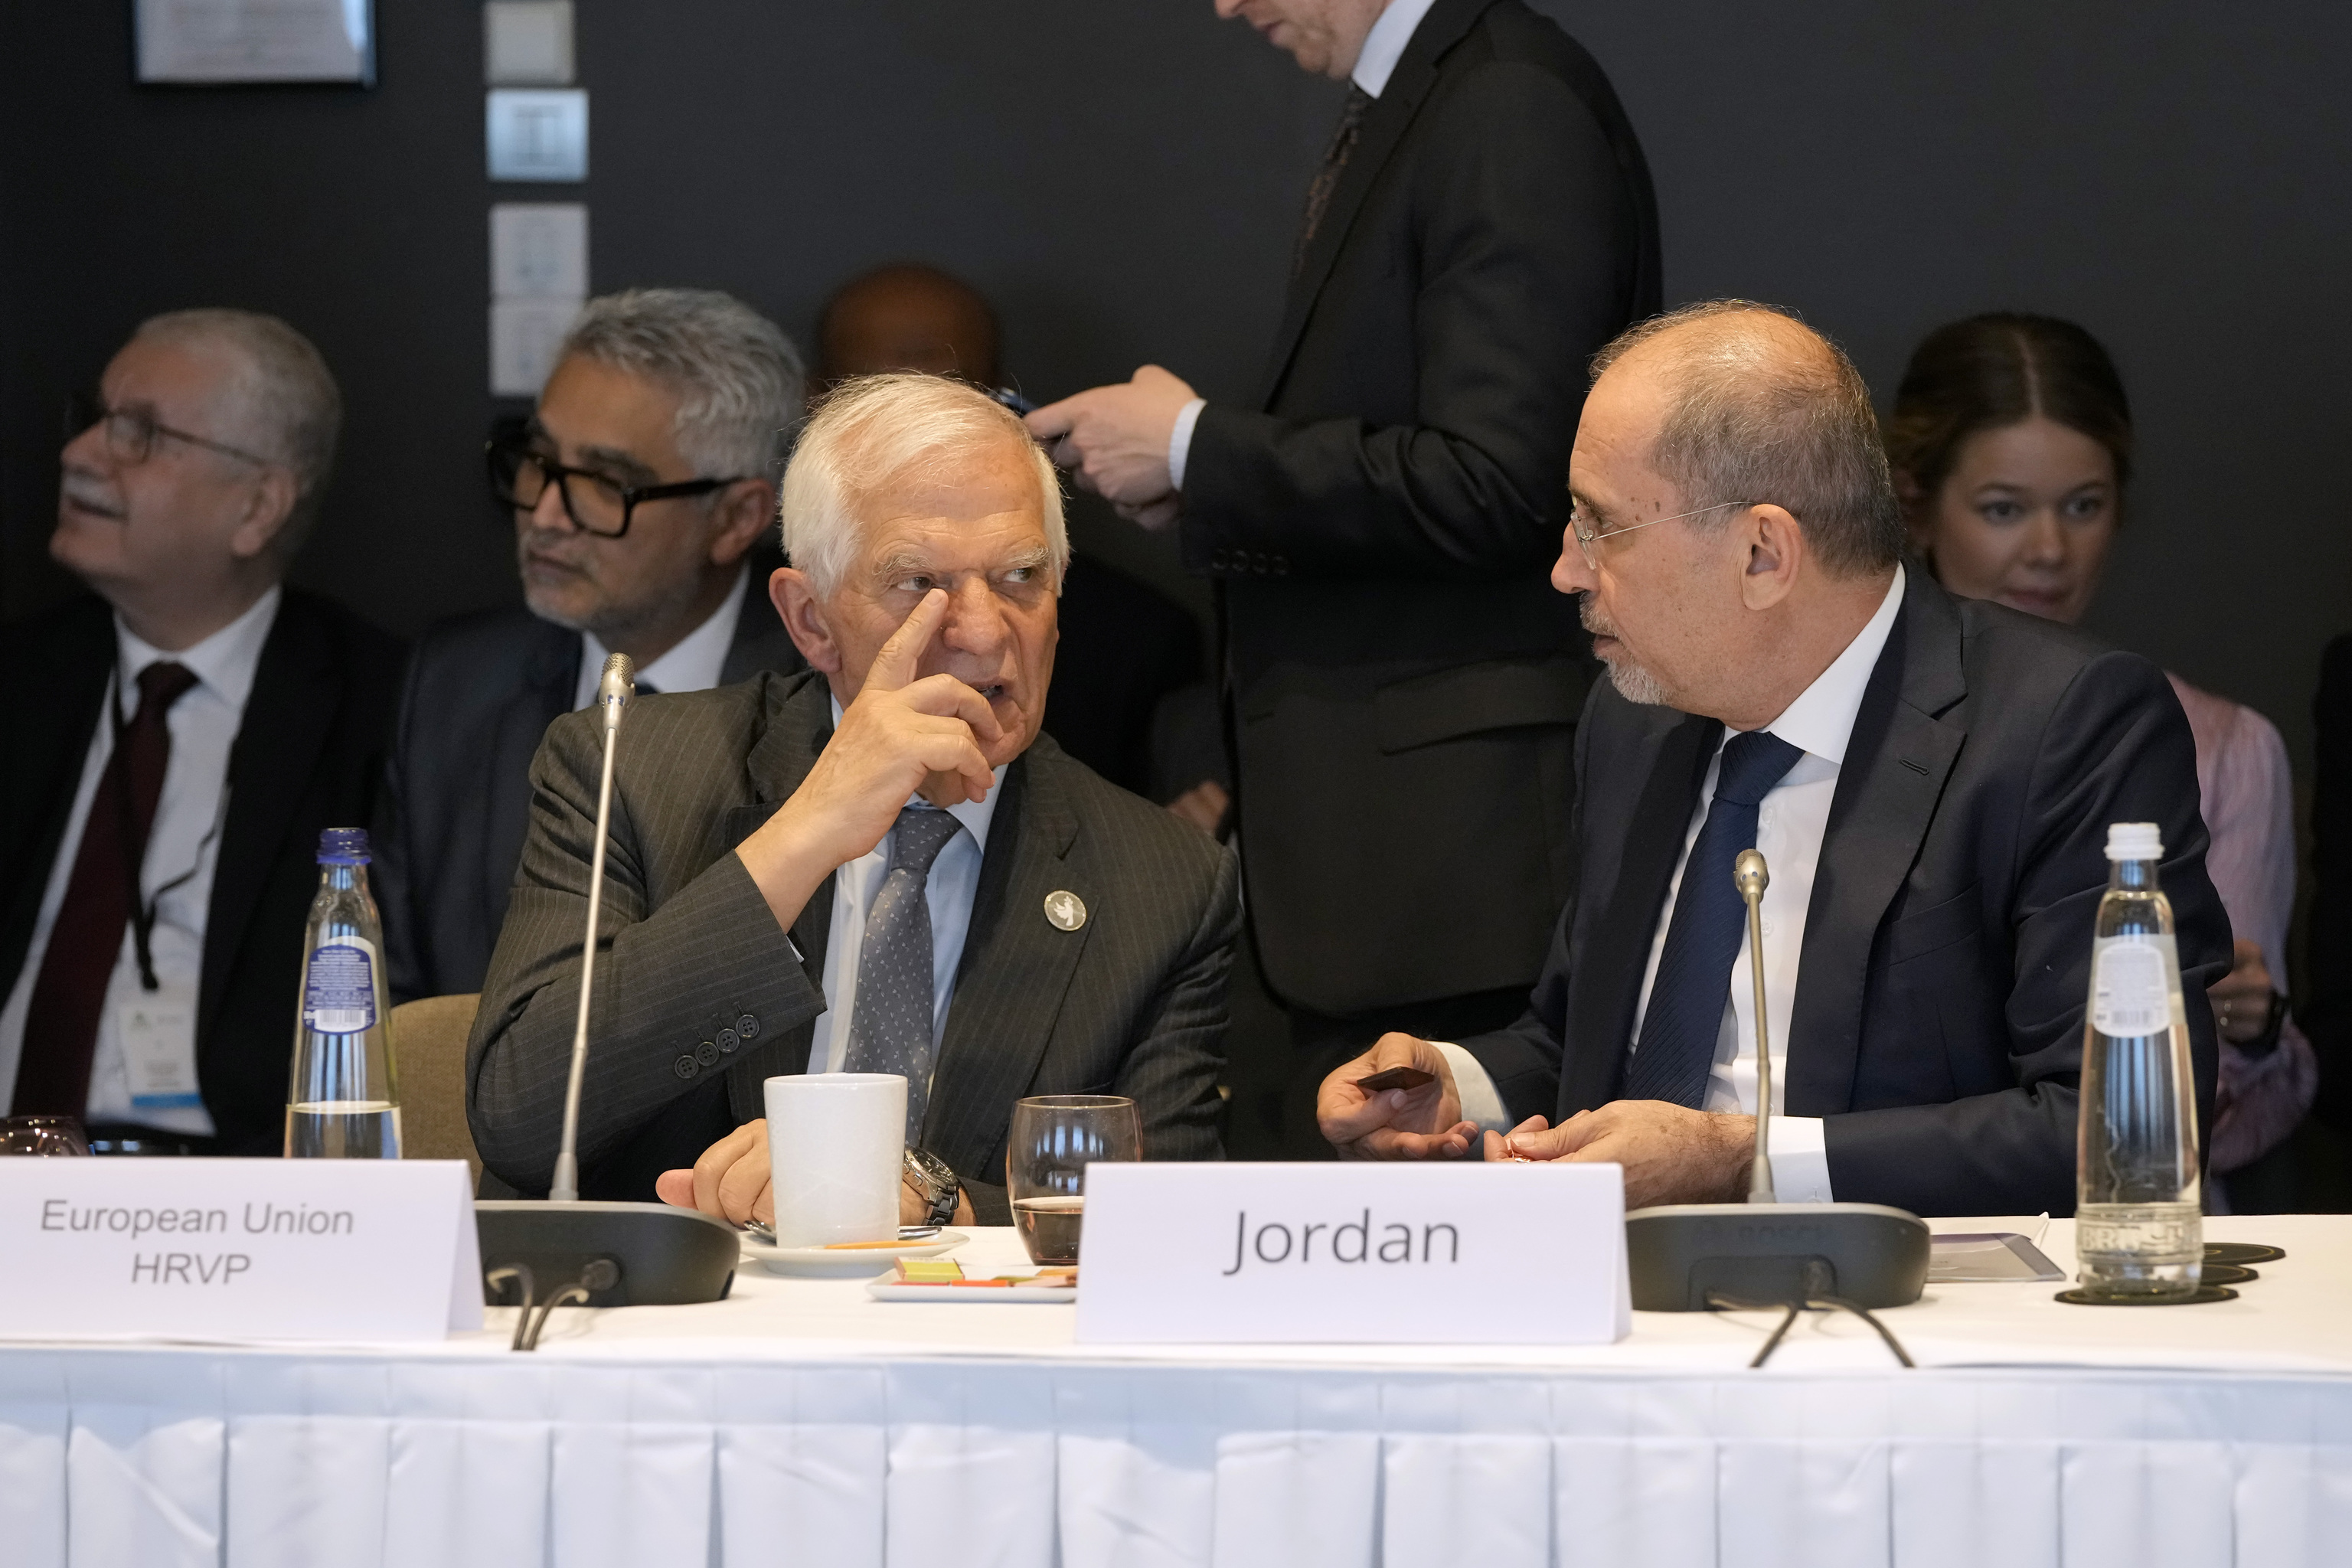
[1600,653,1669,707]
[1582,596,1670,706]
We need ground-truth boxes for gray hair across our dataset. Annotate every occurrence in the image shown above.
[780,374,1065,598]
[1590,300,1903,577]
[559,288,806,479]
[134,308,341,556]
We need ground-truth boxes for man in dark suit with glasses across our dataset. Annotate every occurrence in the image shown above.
[2,309,403,1155]
[374,288,805,1005]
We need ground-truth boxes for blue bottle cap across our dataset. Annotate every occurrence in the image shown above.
[318,827,371,865]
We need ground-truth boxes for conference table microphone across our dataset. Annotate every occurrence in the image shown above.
[1623,848,1931,1312]
[475,653,739,1347]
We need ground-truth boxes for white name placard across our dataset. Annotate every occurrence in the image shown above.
[0,1159,484,1342]
[1075,1161,1628,1344]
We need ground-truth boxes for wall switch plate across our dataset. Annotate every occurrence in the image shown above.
[487,89,587,182]
[485,2,573,86]
[491,204,588,299]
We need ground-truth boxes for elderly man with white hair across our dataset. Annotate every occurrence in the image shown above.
[3,308,403,1155]
[468,374,1242,1224]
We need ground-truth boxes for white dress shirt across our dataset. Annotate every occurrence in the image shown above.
[1166,0,1439,492]
[0,586,284,1134]
[1440,566,1907,1200]
[573,564,748,709]
[804,700,1008,1080]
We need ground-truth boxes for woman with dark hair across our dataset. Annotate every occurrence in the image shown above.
[1890,312,2313,1208]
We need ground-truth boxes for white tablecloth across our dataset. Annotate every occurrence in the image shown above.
[3,1214,2348,1568]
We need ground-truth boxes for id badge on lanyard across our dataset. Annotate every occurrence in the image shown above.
[119,987,203,1109]
[106,662,219,1112]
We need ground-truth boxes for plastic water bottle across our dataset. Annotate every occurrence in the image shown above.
[2074,822,2200,1296]
[284,828,402,1158]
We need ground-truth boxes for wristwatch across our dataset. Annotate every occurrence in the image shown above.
[903,1147,961,1227]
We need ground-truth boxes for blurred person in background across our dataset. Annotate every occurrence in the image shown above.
[812,263,1205,808]
[1,309,402,1155]
[375,289,804,1004]
[1890,311,2312,1210]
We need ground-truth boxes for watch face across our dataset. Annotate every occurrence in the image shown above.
[905,1148,954,1200]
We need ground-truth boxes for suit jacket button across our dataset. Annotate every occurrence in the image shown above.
[695,1040,721,1067]
[716,1027,740,1054]
[736,1012,760,1040]
[674,1056,700,1079]
[1210,549,1230,571]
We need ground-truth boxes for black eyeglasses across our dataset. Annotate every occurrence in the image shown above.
[485,436,749,539]
[65,390,274,470]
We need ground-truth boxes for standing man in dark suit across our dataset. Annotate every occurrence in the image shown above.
[1319,303,2230,1218]
[1028,0,1661,1142]
[376,289,805,1003]
[469,376,1239,1223]
[1,309,403,1155]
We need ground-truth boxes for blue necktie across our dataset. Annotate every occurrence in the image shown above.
[1622,730,1805,1109]
[842,807,966,1142]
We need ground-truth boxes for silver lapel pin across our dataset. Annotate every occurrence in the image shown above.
[1044,890,1087,932]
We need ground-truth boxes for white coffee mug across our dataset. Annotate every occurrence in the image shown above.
[763,1073,906,1246]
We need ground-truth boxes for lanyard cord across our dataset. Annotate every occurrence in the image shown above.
[107,665,215,992]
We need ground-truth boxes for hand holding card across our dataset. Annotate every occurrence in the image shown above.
[1316,1032,1475,1161]
[1354,1065,1436,1093]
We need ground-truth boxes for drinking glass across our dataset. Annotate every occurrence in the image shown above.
[0,1115,91,1156]
[1007,1095,1139,1264]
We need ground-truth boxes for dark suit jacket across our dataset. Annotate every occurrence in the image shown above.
[1181,0,1659,1018]
[375,567,799,1003]
[466,668,1240,1219]
[1458,571,2231,1216]
[2303,635,2352,1130]
[1,589,404,1153]
[1043,554,1202,799]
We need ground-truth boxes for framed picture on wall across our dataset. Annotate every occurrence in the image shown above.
[135,0,377,87]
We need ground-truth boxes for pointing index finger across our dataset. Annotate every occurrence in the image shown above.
[866,589,948,694]
[1023,396,1079,443]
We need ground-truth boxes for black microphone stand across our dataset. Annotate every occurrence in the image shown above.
[475,654,740,1344]
[1622,848,1931,1312]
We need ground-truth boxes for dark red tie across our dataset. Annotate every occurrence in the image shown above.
[12,662,200,1115]
[1294,85,1373,278]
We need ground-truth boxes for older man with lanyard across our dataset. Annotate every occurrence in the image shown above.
[2,309,401,1155]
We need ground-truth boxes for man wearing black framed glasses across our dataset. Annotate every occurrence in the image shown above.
[374,288,805,1005]
[2,309,403,1155]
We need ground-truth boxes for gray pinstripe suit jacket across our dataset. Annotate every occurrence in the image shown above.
[466,669,1240,1219]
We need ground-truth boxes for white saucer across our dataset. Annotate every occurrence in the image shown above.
[749,1230,969,1277]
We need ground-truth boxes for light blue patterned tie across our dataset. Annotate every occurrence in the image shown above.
[842,806,965,1142]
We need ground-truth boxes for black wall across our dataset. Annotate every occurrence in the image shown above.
[6,2,2348,764]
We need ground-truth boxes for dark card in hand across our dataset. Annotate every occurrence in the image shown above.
[1356,1066,1436,1093]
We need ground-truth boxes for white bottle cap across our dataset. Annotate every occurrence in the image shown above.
[2105,822,2163,861]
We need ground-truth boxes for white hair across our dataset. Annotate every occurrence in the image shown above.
[779,374,1067,598]
[134,308,341,554]
[560,288,805,480]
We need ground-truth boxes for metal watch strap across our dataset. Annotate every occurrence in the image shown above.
[903,1147,959,1227]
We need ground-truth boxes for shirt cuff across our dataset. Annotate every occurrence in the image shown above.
[1431,1040,1513,1135]
[1766,1116,1834,1202]
[1167,397,1207,490]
